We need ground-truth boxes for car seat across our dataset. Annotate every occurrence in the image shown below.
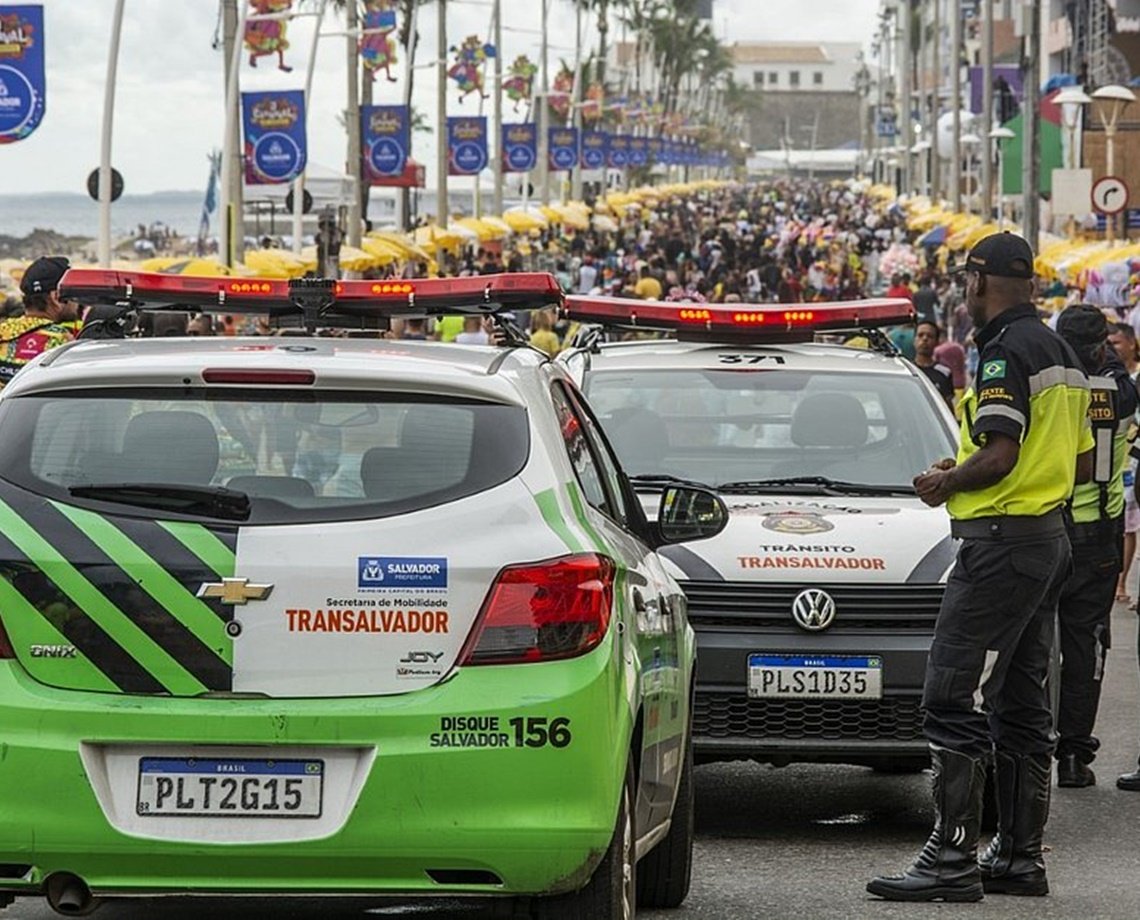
[120,411,220,485]
[360,406,473,502]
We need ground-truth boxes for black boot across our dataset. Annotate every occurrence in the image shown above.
[1116,769,1140,791]
[1056,752,1095,788]
[867,746,987,902]
[978,749,1051,896]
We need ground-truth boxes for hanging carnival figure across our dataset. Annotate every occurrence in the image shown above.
[244,0,295,72]
[502,55,538,114]
[448,35,495,103]
[581,82,604,126]
[548,63,574,123]
[360,0,398,83]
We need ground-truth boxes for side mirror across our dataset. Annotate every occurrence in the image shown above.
[653,486,728,547]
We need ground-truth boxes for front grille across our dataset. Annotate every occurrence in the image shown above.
[683,581,943,630]
[693,692,925,742]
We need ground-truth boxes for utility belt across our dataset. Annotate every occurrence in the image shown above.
[1067,513,1124,547]
[950,507,1066,541]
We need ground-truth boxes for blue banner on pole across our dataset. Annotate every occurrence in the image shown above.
[607,134,630,168]
[548,127,579,171]
[448,115,488,176]
[502,122,537,173]
[242,90,307,185]
[0,5,46,144]
[628,137,648,167]
[362,104,409,182]
[581,130,607,170]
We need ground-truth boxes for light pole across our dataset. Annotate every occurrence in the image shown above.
[911,138,932,197]
[988,125,1015,228]
[97,0,127,267]
[1091,84,1136,242]
[1053,85,1091,171]
[960,130,981,213]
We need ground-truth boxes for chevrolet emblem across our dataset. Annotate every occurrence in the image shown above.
[197,578,274,605]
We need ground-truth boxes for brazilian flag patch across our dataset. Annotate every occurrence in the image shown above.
[982,360,1007,382]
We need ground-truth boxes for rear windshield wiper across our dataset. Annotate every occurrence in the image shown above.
[69,483,252,521]
[628,474,712,491]
[715,476,916,496]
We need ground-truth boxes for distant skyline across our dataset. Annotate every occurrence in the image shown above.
[4,0,879,195]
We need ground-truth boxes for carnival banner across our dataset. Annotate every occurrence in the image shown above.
[242,90,307,184]
[362,104,409,181]
[548,127,579,172]
[501,122,537,173]
[580,130,607,170]
[628,137,648,168]
[0,5,45,144]
[447,115,488,176]
[607,134,630,169]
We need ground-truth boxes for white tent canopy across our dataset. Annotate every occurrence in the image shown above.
[245,161,358,211]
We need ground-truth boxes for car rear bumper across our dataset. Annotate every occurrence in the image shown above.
[692,627,932,765]
[0,638,630,898]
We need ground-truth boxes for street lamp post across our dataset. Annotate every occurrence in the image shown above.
[988,125,1015,228]
[960,130,981,213]
[1053,85,1092,171]
[97,0,128,268]
[1091,84,1136,242]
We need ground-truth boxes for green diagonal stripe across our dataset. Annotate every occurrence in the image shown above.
[158,521,236,579]
[0,577,119,693]
[566,481,611,555]
[534,488,584,553]
[0,497,205,695]
[52,503,232,668]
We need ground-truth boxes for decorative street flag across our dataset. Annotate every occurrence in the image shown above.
[447,115,488,176]
[448,35,495,103]
[242,90,307,184]
[0,5,46,145]
[548,127,579,172]
[607,134,630,169]
[502,55,537,113]
[501,123,537,173]
[244,0,295,73]
[362,104,409,182]
[580,130,607,170]
[628,136,648,168]
[360,0,399,83]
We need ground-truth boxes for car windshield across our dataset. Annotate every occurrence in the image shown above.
[0,388,529,524]
[582,368,955,491]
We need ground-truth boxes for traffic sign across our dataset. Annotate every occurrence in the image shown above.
[284,187,314,214]
[86,167,124,203]
[1092,176,1129,215]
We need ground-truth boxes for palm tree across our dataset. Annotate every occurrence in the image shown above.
[570,0,632,89]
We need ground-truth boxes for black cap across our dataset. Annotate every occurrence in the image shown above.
[1056,304,1108,349]
[19,256,70,297]
[963,232,1035,279]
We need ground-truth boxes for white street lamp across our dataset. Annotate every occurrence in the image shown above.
[1091,84,1136,242]
[961,132,982,213]
[1053,85,1092,170]
[911,138,932,198]
[989,125,1016,228]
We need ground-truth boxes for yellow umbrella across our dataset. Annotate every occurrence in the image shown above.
[301,244,381,273]
[243,248,315,279]
[413,224,465,255]
[367,230,433,263]
[139,257,253,277]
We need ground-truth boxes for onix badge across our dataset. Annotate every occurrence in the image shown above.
[791,588,837,631]
[197,577,274,606]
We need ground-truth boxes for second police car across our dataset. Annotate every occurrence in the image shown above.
[559,297,959,771]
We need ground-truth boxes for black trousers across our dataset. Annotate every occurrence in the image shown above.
[1056,523,1122,763]
[923,533,1071,757]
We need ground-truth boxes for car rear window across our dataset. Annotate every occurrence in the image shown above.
[0,389,529,524]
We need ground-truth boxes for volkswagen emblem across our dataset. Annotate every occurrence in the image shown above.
[791,588,837,631]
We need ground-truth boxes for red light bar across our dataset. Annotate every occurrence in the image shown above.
[58,270,563,320]
[562,296,915,339]
[202,369,316,386]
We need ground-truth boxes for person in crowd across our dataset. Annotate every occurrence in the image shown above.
[576,254,599,294]
[1108,322,1140,605]
[633,264,663,301]
[869,233,1093,902]
[454,315,490,346]
[913,319,955,410]
[887,272,913,302]
[528,309,561,357]
[0,256,80,390]
[1053,307,1139,788]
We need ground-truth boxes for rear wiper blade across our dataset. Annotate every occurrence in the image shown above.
[69,483,252,521]
[628,474,712,490]
[715,477,915,496]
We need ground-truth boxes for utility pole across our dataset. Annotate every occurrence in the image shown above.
[346,0,362,246]
[292,0,329,255]
[900,0,913,193]
[437,0,449,226]
[397,0,419,231]
[1022,0,1041,246]
[571,2,584,203]
[932,0,940,201]
[220,0,247,267]
[97,0,126,267]
[492,0,504,216]
[538,0,551,206]
[982,0,994,217]
[951,0,962,211]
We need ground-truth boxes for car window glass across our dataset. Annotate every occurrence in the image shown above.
[550,382,611,517]
[565,385,628,526]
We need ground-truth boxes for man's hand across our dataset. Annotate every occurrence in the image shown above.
[913,459,957,507]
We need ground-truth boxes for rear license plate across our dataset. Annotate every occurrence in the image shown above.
[137,758,324,818]
[748,654,883,699]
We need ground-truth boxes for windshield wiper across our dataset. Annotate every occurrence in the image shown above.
[628,474,712,490]
[715,476,915,496]
[69,483,252,521]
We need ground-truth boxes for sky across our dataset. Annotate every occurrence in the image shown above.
[3,0,880,195]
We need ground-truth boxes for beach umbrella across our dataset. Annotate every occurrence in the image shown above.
[243,249,315,279]
[917,225,949,246]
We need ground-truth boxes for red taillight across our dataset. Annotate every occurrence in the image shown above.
[202,369,316,385]
[0,617,15,660]
[460,554,616,666]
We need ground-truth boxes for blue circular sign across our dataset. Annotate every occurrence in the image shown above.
[369,137,406,177]
[452,141,488,175]
[0,65,37,139]
[582,148,605,169]
[551,146,577,170]
[506,144,536,172]
[252,132,302,182]
[610,150,628,168]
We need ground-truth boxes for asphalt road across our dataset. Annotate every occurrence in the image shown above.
[8,603,1140,920]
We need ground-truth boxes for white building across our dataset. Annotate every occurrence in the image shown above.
[730,41,864,94]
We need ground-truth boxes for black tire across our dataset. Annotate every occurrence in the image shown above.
[636,734,694,909]
[534,761,636,920]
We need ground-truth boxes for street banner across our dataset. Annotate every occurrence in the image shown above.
[607,134,630,169]
[447,115,488,176]
[548,127,579,172]
[242,90,307,184]
[628,137,648,167]
[362,104,409,182]
[648,137,663,163]
[501,122,537,173]
[580,130,607,170]
[0,5,46,144]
